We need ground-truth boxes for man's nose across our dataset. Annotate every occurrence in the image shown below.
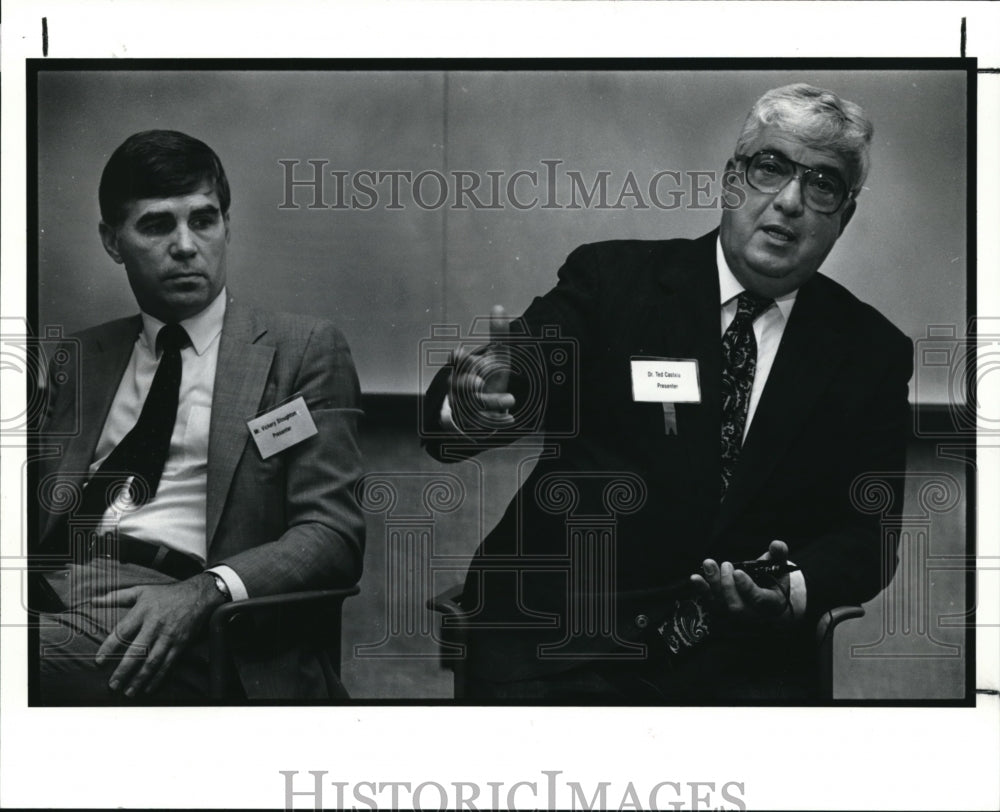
[169,224,197,257]
[772,175,805,216]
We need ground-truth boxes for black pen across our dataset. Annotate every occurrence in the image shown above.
[734,560,800,578]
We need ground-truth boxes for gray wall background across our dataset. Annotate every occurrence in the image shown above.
[36,69,967,401]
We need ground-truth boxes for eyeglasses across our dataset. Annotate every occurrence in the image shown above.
[735,150,852,214]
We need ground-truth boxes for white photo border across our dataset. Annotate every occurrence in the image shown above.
[2,2,998,810]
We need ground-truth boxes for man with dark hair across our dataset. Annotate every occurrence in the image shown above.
[97,129,231,227]
[423,84,913,700]
[34,130,365,703]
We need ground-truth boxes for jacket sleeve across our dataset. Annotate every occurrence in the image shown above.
[793,327,915,618]
[212,320,366,597]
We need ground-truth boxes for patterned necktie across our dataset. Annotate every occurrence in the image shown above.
[78,322,190,518]
[653,292,773,661]
[719,291,773,498]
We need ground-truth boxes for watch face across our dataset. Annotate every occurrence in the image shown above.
[212,574,230,598]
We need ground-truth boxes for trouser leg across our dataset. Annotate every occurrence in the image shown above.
[36,560,210,705]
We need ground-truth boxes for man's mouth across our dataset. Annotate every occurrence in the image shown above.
[760,225,797,243]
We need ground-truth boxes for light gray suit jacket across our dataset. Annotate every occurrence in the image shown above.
[36,299,366,697]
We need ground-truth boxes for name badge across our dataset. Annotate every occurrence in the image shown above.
[247,395,318,459]
[630,357,701,403]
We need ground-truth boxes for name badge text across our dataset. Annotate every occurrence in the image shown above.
[630,358,701,403]
[247,395,318,459]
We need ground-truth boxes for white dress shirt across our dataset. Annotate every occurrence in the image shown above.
[716,237,806,617]
[91,288,247,599]
[716,238,797,439]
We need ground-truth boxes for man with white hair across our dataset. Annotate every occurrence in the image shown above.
[423,84,913,700]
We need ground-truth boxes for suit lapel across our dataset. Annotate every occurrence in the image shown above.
[69,317,142,470]
[44,316,140,540]
[712,275,850,536]
[206,302,274,547]
[652,230,723,500]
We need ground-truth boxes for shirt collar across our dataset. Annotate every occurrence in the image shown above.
[139,287,227,356]
[716,236,797,322]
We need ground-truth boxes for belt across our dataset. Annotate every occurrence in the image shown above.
[78,532,204,581]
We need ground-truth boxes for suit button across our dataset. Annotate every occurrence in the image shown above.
[635,614,649,629]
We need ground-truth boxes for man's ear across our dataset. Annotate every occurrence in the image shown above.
[98,222,124,264]
[224,212,231,243]
[838,199,857,235]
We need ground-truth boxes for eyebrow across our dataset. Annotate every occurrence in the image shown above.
[134,211,176,229]
[189,204,221,218]
[133,203,221,229]
[758,147,845,177]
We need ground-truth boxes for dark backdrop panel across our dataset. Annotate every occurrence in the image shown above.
[37,70,447,393]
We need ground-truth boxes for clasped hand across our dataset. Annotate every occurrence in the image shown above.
[440,304,516,432]
[690,540,794,624]
[91,574,226,697]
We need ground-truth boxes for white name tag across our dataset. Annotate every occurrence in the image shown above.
[630,358,701,403]
[247,395,318,459]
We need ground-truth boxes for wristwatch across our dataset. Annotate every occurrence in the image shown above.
[209,572,232,601]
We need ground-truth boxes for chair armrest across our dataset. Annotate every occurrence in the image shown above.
[425,583,471,695]
[815,604,865,647]
[815,604,865,698]
[208,586,359,698]
[211,587,360,624]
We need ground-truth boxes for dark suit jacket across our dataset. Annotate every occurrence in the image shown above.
[35,300,366,698]
[425,229,913,688]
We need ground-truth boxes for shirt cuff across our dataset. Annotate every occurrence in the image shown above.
[441,393,454,427]
[205,564,249,602]
[441,393,489,441]
[788,565,807,621]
